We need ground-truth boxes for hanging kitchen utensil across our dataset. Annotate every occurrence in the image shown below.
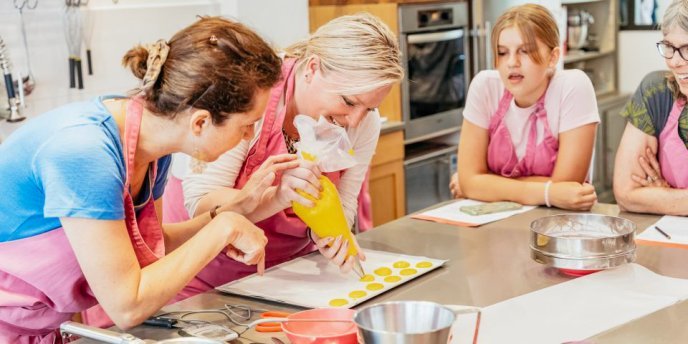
[64,0,84,89]
[13,0,38,96]
[82,0,94,75]
[0,35,26,122]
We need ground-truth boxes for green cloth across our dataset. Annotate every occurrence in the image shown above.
[620,70,688,147]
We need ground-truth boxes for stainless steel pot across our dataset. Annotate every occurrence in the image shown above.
[59,321,222,344]
[353,301,480,344]
[530,214,636,271]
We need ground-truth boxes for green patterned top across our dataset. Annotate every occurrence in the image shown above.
[620,71,688,148]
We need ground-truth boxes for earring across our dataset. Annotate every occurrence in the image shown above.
[304,73,310,80]
[190,146,207,174]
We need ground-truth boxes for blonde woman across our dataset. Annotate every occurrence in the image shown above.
[163,13,404,300]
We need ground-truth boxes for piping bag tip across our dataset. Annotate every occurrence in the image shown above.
[352,256,366,278]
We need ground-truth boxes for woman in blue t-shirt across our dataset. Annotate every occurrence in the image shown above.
[0,17,291,342]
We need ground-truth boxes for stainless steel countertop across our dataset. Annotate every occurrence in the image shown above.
[379,120,404,135]
[74,204,688,343]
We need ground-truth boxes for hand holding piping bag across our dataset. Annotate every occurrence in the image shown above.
[290,115,367,277]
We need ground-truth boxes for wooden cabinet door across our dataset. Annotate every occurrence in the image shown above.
[370,160,405,226]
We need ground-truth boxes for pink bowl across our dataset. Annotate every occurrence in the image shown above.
[558,268,602,277]
[281,308,358,344]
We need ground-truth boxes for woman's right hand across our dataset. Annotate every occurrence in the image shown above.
[275,159,322,209]
[213,212,268,274]
[549,182,597,211]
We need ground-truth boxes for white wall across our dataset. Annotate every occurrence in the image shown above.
[0,0,308,140]
[224,0,309,50]
[617,0,670,94]
[618,30,665,94]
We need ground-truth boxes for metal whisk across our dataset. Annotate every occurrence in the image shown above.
[0,36,26,123]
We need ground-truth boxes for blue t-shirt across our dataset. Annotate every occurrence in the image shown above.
[0,96,171,242]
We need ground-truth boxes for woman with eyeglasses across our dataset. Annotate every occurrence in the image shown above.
[614,0,688,215]
[0,17,284,341]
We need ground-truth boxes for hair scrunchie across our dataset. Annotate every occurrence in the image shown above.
[140,39,170,94]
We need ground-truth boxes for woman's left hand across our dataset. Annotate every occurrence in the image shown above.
[311,230,366,274]
[235,154,300,214]
[631,148,670,188]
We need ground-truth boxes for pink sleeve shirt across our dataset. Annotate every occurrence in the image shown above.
[463,69,600,159]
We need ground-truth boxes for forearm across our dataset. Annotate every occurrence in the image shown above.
[162,212,212,252]
[516,176,550,183]
[71,218,234,329]
[617,187,688,216]
[194,187,241,216]
[243,187,287,223]
[462,173,545,205]
[129,221,231,324]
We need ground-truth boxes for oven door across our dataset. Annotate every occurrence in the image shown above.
[402,28,468,143]
[404,145,457,213]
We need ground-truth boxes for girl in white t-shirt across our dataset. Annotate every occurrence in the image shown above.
[450,4,599,210]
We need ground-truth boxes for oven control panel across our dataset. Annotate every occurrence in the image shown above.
[418,8,453,28]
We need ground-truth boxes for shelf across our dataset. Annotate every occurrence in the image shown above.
[595,88,616,99]
[561,0,605,4]
[563,50,614,64]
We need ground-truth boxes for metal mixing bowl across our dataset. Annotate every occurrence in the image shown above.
[529,214,637,272]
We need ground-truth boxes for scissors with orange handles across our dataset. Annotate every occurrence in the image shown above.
[255,311,292,333]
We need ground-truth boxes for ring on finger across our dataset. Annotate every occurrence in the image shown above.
[646,176,653,183]
[650,175,658,182]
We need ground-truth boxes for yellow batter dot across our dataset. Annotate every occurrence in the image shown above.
[374,267,392,276]
[366,283,384,291]
[329,298,349,307]
[384,276,401,283]
[400,268,418,276]
[393,261,410,268]
[359,274,375,282]
[416,261,433,269]
[348,290,367,299]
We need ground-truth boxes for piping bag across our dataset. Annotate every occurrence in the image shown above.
[290,115,366,277]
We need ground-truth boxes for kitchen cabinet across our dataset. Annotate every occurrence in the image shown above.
[562,0,619,97]
[309,2,406,225]
[370,131,406,225]
[593,93,630,203]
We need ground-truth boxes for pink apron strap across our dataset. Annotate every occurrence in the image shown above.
[244,59,298,174]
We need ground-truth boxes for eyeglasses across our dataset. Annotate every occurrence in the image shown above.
[656,42,688,61]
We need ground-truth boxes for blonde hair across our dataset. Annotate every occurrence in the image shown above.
[491,4,559,67]
[661,0,688,100]
[285,12,403,95]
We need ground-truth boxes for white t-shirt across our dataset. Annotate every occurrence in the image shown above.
[180,107,381,228]
[463,69,600,159]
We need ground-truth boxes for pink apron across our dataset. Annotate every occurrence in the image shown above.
[0,98,165,343]
[487,89,559,177]
[658,98,688,188]
[176,58,366,300]
[162,175,190,223]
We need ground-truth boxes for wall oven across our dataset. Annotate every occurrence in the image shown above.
[399,2,470,144]
[404,142,457,214]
